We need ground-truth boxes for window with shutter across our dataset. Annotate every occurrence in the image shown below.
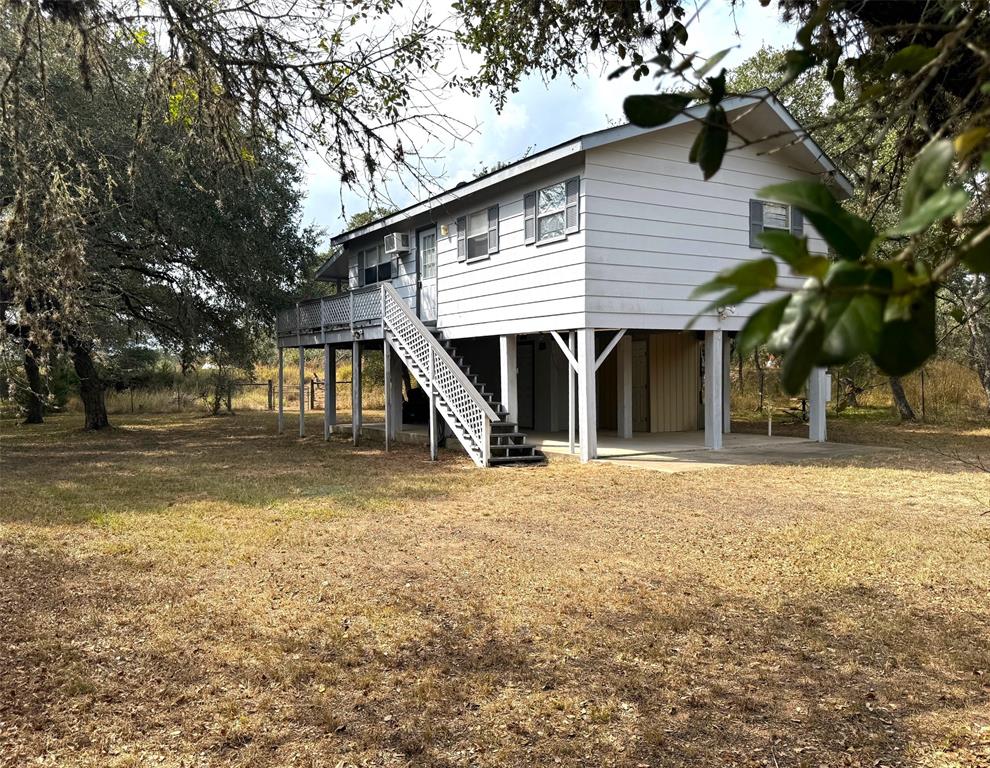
[750,199,803,248]
[529,178,579,243]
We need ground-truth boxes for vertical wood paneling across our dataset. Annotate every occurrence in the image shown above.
[648,332,699,432]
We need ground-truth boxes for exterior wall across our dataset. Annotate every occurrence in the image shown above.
[583,122,830,333]
[598,331,699,433]
[433,165,587,340]
[340,159,588,340]
[649,332,700,432]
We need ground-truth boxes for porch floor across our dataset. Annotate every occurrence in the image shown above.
[526,429,885,473]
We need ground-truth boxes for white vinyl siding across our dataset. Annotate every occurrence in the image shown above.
[435,169,587,339]
[582,120,829,332]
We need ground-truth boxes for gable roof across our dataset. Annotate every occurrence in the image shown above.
[330,89,851,247]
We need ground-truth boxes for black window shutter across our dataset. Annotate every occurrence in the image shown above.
[564,177,580,233]
[523,192,537,244]
[456,216,467,261]
[749,199,764,248]
[487,205,499,254]
[790,207,804,236]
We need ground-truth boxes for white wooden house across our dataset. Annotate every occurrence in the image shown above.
[276,90,848,466]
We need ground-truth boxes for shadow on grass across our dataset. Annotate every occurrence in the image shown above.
[2,529,986,766]
[1,412,480,527]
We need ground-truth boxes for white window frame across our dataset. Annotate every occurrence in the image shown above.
[536,181,567,243]
[465,209,489,262]
[359,244,391,286]
[762,202,790,232]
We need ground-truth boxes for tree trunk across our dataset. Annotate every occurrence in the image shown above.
[21,341,44,424]
[69,338,110,430]
[889,376,916,421]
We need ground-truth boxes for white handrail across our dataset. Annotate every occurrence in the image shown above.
[381,283,499,422]
[380,283,497,466]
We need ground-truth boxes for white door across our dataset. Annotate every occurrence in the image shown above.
[418,229,438,322]
[632,339,649,432]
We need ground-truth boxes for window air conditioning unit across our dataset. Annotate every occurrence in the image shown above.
[383,232,409,254]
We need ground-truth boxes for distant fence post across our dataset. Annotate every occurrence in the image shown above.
[310,378,316,410]
[267,379,274,410]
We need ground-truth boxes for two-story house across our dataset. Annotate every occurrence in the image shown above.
[276,90,848,467]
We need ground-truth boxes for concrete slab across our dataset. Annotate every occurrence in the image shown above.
[527,429,886,473]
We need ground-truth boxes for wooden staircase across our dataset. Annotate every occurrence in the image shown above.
[427,327,546,467]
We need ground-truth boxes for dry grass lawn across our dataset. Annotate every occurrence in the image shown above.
[1,412,988,767]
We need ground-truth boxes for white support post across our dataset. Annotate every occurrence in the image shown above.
[323,344,335,441]
[277,346,284,434]
[428,347,438,461]
[298,346,306,438]
[351,340,361,446]
[383,339,392,452]
[499,335,518,422]
[568,332,576,454]
[704,330,724,450]
[723,334,732,434]
[617,335,633,439]
[808,367,828,442]
[577,328,597,462]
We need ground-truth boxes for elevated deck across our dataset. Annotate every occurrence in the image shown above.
[277,285,384,347]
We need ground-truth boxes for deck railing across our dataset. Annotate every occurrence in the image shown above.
[276,285,382,338]
[380,283,497,467]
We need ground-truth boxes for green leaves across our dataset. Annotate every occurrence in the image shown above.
[757,230,828,279]
[901,139,954,219]
[872,288,937,376]
[890,186,969,236]
[690,257,778,315]
[689,106,728,180]
[623,94,692,128]
[884,44,937,76]
[737,295,790,357]
[759,181,876,260]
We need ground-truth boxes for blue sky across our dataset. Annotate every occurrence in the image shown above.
[301,2,798,244]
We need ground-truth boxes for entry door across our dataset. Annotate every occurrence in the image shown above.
[632,339,649,432]
[417,228,438,322]
[516,342,535,430]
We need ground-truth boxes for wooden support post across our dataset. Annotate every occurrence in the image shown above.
[577,328,597,462]
[428,347,438,461]
[387,345,403,439]
[323,343,335,441]
[499,335,517,422]
[704,330,724,450]
[351,340,361,446]
[568,332,576,454]
[298,347,306,438]
[808,367,828,442]
[617,334,633,439]
[723,334,732,434]
[310,378,316,410]
[277,348,284,434]
[267,379,274,411]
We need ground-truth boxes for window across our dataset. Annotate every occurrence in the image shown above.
[763,202,790,231]
[524,177,579,245]
[467,210,489,259]
[456,206,498,262]
[360,245,391,285]
[537,182,566,240]
[749,199,802,248]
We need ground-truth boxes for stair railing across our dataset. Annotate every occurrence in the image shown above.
[380,282,498,467]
